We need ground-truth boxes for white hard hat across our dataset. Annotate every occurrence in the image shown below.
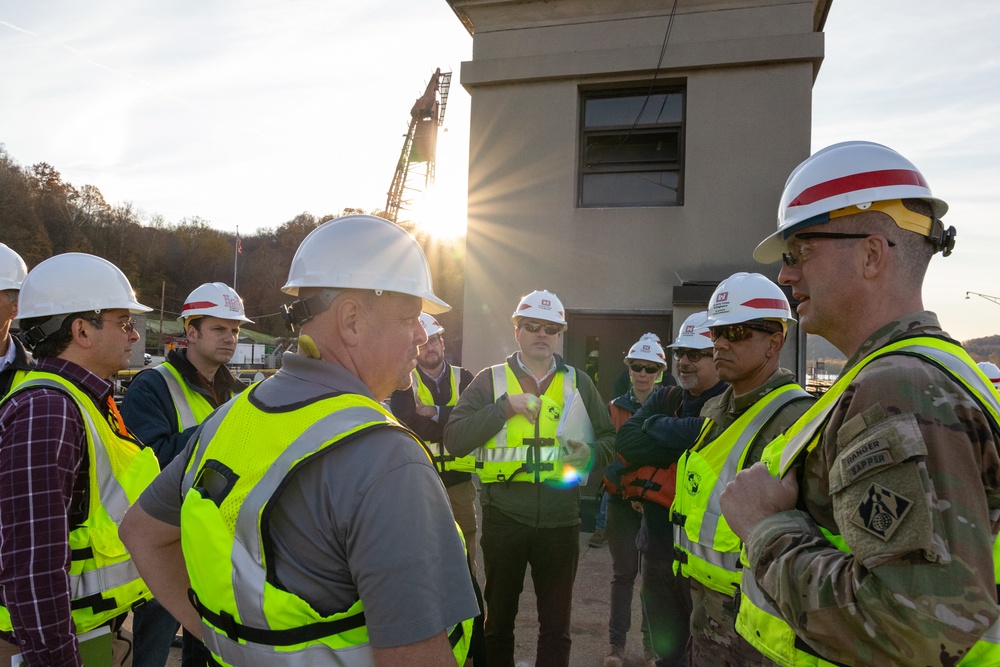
[17,252,152,321]
[511,289,566,326]
[282,215,449,314]
[0,243,27,292]
[419,312,444,337]
[667,312,713,350]
[179,282,253,324]
[978,361,1000,391]
[638,332,661,345]
[706,272,794,326]
[625,335,667,367]
[755,141,952,264]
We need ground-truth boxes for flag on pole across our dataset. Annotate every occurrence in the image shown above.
[237,238,243,254]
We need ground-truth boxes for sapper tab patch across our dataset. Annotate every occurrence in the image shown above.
[851,483,912,541]
[842,437,894,485]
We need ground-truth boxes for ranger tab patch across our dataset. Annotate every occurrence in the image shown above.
[851,483,912,541]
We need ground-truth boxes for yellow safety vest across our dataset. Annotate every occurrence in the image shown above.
[475,364,576,484]
[0,371,159,634]
[671,384,811,595]
[736,337,1000,666]
[180,389,473,667]
[154,362,222,430]
[410,365,477,474]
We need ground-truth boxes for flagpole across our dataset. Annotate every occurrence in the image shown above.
[233,226,239,290]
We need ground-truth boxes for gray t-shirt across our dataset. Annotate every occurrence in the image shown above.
[139,352,479,648]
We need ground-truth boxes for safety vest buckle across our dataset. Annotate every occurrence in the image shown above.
[671,511,686,527]
[218,609,240,641]
[673,546,687,564]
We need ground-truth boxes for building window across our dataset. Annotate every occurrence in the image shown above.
[579,86,684,207]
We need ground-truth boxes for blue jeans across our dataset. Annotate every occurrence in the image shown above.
[594,490,609,531]
[607,495,652,650]
[642,552,691,666]
[133,599,178,667]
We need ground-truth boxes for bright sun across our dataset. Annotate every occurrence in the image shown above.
[408,184,468,240]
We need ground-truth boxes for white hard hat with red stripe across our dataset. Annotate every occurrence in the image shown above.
[755,141,953,264]
[419,312,444,337]
[978,361,1000,391]
[178,282,253,324]
[511,289,566,326]
[625,335,667,367]
[667,311,713,350]
[706,272,794,326]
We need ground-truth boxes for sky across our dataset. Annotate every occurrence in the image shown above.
[1,0,998,341]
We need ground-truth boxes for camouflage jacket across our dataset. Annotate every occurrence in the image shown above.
[744,312,1000,665]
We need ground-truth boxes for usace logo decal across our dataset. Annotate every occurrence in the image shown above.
[541,299,551,308]
[715,291,728,303]
[684,325,695,334]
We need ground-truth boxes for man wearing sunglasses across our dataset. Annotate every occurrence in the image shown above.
[616,312,727,666]
[445,289,616,667]
[627,272,812,667]
[0,253,159,666]
[122,282,251,667]
[720,141,1000,666]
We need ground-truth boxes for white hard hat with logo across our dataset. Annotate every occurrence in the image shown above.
[0,243,27,292]
[419,312,444,337]
[978,361,1000,391]
[706,272,794,327]
[282,214,449,314]
[625,336,667,368]
[755,141,953,264]
[668,312,713,350]
[511,289,566,326]
[179,282,253,324]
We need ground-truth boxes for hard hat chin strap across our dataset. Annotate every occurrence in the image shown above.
[280,288,343,333]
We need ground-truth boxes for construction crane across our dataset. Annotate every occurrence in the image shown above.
[384,68,452,228]
[967,291,1000,307]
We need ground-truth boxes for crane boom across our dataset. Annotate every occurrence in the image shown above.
[385,68,452,227]
[967,291,1000,307]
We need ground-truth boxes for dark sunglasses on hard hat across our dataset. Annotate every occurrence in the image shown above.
[628,363,660,375]
[672,349,713,362]
[520,321,564,335]
[709,322,782,343]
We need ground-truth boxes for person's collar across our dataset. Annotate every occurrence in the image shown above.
[515,351,557,383]
[0,334,15,370]
[843,311,943,372]
[35,356,114,403]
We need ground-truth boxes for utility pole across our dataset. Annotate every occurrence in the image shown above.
[160,280,166,355]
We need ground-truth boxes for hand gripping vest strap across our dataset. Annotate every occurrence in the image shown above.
[488,364,575,448]
[673,384,811,593]
[737,336,1000,666]
[154,363,215,431]
[410,367,477,474]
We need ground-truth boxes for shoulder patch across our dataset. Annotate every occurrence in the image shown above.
[850,483,912,541]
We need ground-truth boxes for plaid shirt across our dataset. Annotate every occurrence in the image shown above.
[0,357,112,666]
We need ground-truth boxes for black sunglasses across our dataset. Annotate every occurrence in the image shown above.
[782,232,896,266]
[628,363,660,375]
[520,321,564,335]
[708,323,782,343]
[672,349,713,362]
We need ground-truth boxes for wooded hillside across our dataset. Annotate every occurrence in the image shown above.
[0,145,465,338]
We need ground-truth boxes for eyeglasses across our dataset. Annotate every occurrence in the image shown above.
[672,349,713,362]
[520,321,564,335]
[708,323,781,343]
[628,363,661,375]
[781,232,896,267]
[100,317,137,334]
[423,333,443,346]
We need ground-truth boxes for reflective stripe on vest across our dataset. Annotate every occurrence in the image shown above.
[0,374,158,634]
[736,337,1000,666]
[410,366,477,473]
[673,384,811,595]
[180,390,472,666]
[154,363,217,431]
[474,364,576,483]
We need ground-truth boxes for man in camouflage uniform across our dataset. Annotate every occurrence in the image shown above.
[721,141,1000,665]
